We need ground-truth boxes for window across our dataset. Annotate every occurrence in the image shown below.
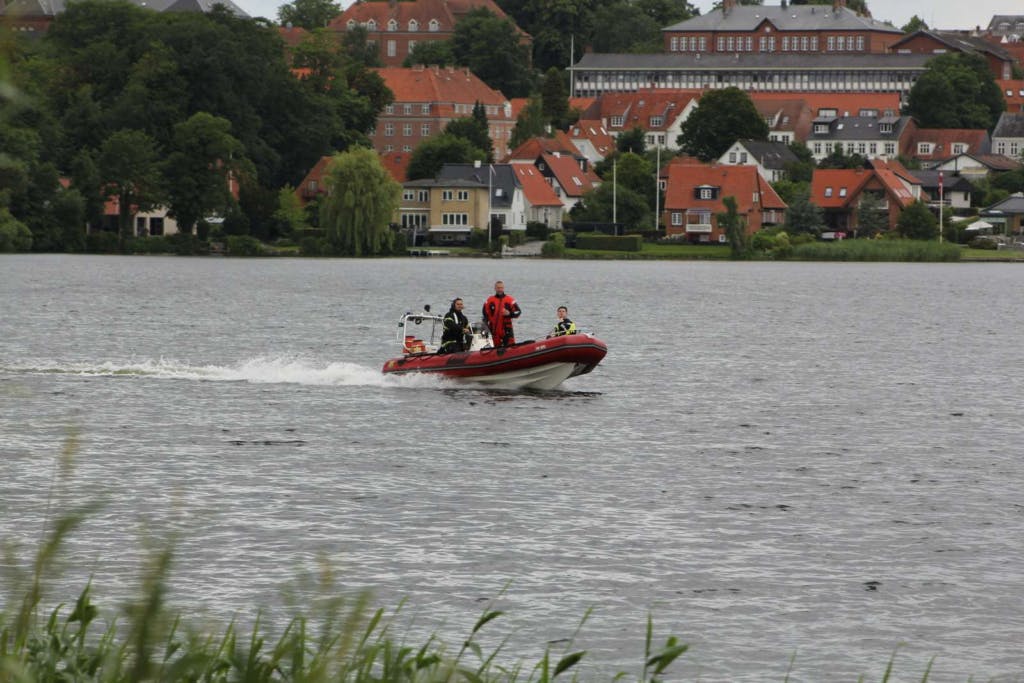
[917,142,932,154]
[670,37,678,51]
[442,213,468,225]
[421,123,430,135]
[385,104,394,114]
[403,190,415,200]
[650,116,663,127]
[408,19,418,31]
[408,40,416,53]
[727,37,735,51]
[365,19,376,30]
[402,145,412,152]
[728,152,737,163]
[839,188,847,197]
[813,142,822,155]
[418,190,428,202]
[951,143,966,154]
[1012,142,1021,155]
[857,143,866,155]
[739,152,748,163]
[996,142,1006,154]
[136,216,146,235]
[387,19,397,31]
[884,143,895,155]
[782,37,789,51]
[768,37,775,52]
[869,143,877,154]
[442,190,453,201]
[610,116,624,127]
[752,191,759,204]
[403,124,412,136]
[801,36,809,51]
[824,187,833,197]
[814,123,829,134]
[387,40,396,57]
[758,36,766,52]
[428,19,439,32]
[671,212,682,226]
[457,190,469,200]
[717,37,725,51]
[856,36,864,51]
[689,37,697,51]
[700,188,712,199]
[384,123,394,136]
[384,144,393,152]
[149,217,164,236]
[699,37,706,51]
[827,36,835,51]
[403,104,412,114]
[879,123,893,134]
[420,104,429,114]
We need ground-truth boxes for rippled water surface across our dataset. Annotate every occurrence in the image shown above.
[3,254,1024,681]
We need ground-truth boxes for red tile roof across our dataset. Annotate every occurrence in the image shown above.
[294,156,334,205]
[997,79,1024,113]
[749,92,902,118]
[513,164,562,207]
[381,151,410,183]
[539,152,599,197]
[330,0,522,35]
[375,65,510,107]
[278,25,309,48]
[505,136,581,162]
[592,90,700,132]
[908,128,991,161]
[568,119,615,158]
[810,169,872,209]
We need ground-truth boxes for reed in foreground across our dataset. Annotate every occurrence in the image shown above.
[790,239,962,262]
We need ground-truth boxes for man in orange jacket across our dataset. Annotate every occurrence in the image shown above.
[482,280,521,347]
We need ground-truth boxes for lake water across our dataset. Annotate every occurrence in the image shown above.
[2,254,1024,682]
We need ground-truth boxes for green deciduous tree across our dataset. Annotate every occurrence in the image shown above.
[677,87,768,161]
[855,192,888,237]
[616,126,647,155]
[98,129,165,249]
[570,182,651,231]
[444,103,493,162]
[784,190,823,235]
[0,207,33,252]
[906,52,1004,130]
[896,200,938,240]
[407,134,488,181]
[277,0,340,29]
[319,147,401,256]
[452,8,533,97]
[164,112,252,235]
[402,40,455,68]
[901,15,928,33]
[591,2,661,54]
[510,96,548,149]
[540,67,569,128]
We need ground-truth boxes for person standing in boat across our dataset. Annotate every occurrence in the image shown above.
[551,306,576,337]
[482,280,521,347]
[440,298,471,353]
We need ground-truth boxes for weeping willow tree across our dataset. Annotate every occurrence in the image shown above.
[319,147,402,256]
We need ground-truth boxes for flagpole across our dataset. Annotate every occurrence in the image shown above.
[488,164,493,251]
[938,170,943,243]
[613,158,617,235]
[654,146,660,232]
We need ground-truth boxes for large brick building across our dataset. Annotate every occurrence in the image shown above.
[371,65,515,158]
[329,0,525,67]
[661,0,902,56]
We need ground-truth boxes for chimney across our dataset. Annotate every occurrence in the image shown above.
[833,0,845,10]
[722,0,736,15]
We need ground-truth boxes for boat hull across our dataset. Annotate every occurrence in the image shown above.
[381,334,607,390]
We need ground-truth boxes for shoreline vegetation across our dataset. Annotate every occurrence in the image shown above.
[27,233,1024,262]
[0,438,952,682]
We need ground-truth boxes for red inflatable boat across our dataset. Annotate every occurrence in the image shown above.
[381,311,607,390]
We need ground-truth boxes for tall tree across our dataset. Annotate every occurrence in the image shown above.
[591,2,661,54]
[406,134,487,181]
[784,190,823,235]
[277,0,340,29]
[445,105,493,162]
[616,126,647,155]
[319,147,401,256]
[540,67,569,128]
[97,129,165,248]
[164,112,252,235]
[718,195,748,258]
[906,52,1004,130]
[676,87,768,161]
[855,192,888,237]
[570,182,651,230]
[403,40,455,68]
[452,8,533,98]
[901,15,928,33]
[510,96,548,149]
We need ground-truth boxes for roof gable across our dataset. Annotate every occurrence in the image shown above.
[663,162,785,212]
[663,4,899,34]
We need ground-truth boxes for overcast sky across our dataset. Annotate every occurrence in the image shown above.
[235,0,1021,33]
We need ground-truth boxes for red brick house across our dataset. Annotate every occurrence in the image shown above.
[997,80,1024,113]
[890,30,1015,80]
[372,65,515,159]
[329,0,527,67]
[662,0,902,56]
[809,162,919,234]
[661,161,786,243]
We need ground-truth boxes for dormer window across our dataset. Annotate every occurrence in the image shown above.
[610,116,624,127]
[408,19,418,31]
[917,142,933,154]
[346,19,356,29]
[649,116,663,127]
[365,19,377,30]
[824,187,833,197]
[428,19,440,32]
[695,185,718,200]
[951,143,966,154]
[387,19,397,31]
[879,123,893,134]
[814,123,829,134]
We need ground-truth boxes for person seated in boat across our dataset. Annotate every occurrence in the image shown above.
[482,280,521,348]
[440,298,471,354]
[550,306,577,337]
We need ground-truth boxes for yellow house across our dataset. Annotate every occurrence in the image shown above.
[397,178,491,245]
